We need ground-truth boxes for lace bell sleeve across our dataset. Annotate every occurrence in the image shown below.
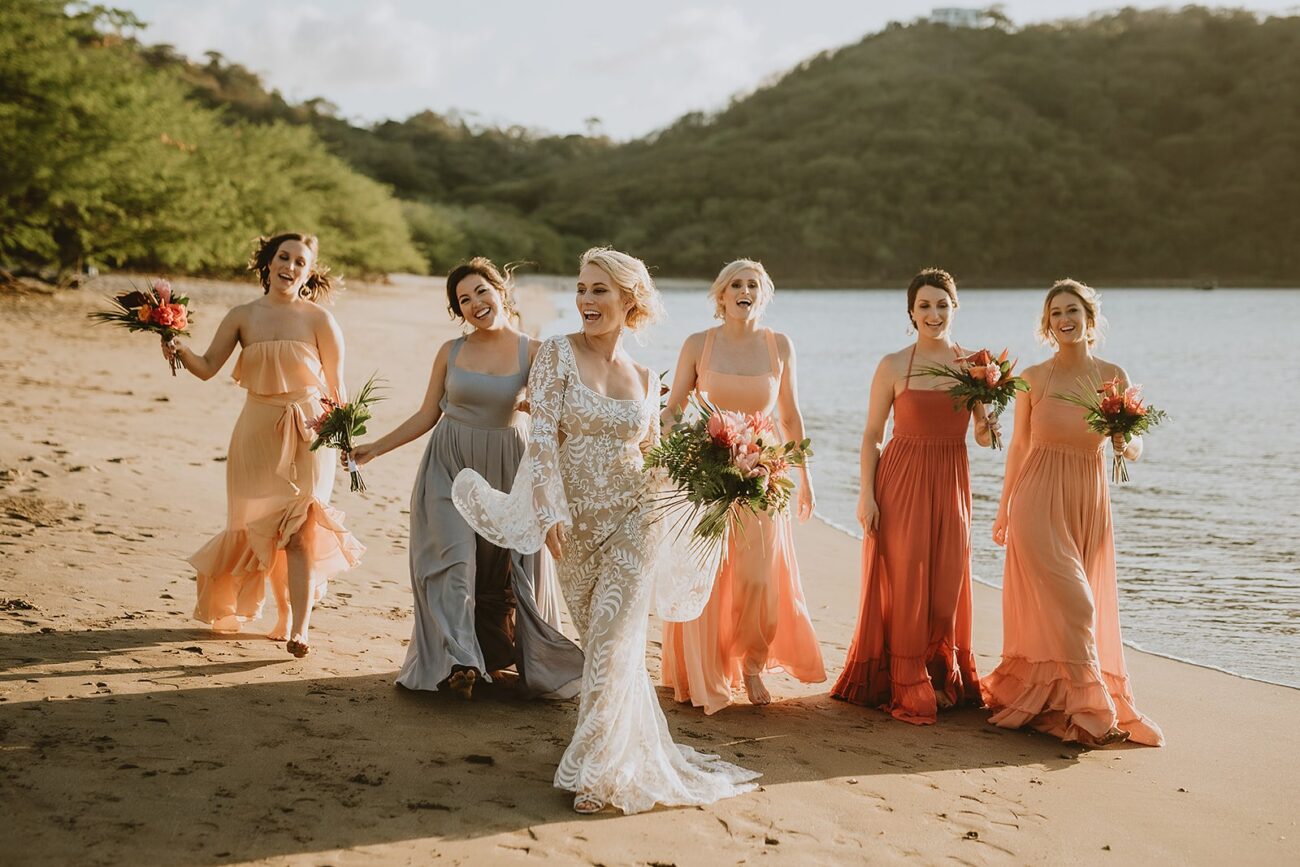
[452,336,571,554]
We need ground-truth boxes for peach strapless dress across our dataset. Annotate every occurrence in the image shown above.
[661,328,826,714]
[831,348,980,724]
[981,365,1163,745]
[189,340,364,628]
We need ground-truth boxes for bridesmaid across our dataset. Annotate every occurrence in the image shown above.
[166,233,364,657]
[982,280,1163,746]
[351,258,583,700]
[831,268,995,723]
[660,259,825,712]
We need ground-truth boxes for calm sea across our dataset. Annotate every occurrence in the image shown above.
[541,284,1300,688]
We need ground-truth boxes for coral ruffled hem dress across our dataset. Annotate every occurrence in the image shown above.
[980,371,1162,746]
[189,340,364,629]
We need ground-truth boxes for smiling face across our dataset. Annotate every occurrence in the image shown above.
[720,268,767,322]
[1046,290,1090,346]
[455,273,507,331]
[910,285,955,340]
[575,262,632,336]
[267,239,314,297]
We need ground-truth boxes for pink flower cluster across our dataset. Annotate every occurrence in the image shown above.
[957,347,1010,386]
[1097,377,1147,418]
[707,410,788,489]
[135,279,188,331]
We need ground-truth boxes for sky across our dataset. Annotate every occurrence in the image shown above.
[115,1,1300,139]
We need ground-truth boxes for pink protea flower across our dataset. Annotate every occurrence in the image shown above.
[983,364,1002,386]
[152,279,172,305]
[1123,385,1146,416]
[707,412,735,447]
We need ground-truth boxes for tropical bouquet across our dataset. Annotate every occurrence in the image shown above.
[308,373,386,492]
[1054,376,1168,483]
[87,278,193,375]
[644,395,812,563]
[913,347,1029,449]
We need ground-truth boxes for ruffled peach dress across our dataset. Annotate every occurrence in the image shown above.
[189,340,364,628]
[831,346,981,724]
[981,363,1163,746]
[661,328,826,714]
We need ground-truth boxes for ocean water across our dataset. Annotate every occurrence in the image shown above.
[541,284,1300,688]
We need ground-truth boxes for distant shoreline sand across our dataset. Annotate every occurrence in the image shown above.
[0,273,1295,864]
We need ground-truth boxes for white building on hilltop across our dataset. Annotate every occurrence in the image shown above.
[930,7,990,28]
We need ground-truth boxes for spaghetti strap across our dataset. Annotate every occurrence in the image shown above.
[1032,359,1057,406]
[903,344,918,392]
[448,336,465,366]
[763,329,780,377]
[699,328,717,375]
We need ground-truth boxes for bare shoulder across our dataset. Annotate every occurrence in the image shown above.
[1093,356,1128,382]
[769,329,795,358]
[681,329,710,354]
[526,335,543,362]
[1019,359,1052,388]
[877,346,912,377]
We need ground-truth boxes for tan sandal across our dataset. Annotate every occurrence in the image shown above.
[573,792,606,814]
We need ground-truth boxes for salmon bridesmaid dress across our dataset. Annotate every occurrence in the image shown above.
[981,362,1163,746]
[661,328,825,714]
[831,346,980,724]
[189,340,364,628]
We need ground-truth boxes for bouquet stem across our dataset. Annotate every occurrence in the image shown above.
[984,403,1002,450]
[344,450,365,493]
[1112,453,1129,485]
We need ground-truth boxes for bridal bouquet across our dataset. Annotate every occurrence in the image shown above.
[913,347,1028,448]
[1054,377,1168,483]
[644,395,812,562]
[87,278,193,376]
[308,373,385,492]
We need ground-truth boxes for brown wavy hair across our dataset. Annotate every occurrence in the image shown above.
[248,233,337,304]
[906,267,957,328]
[445,257,520,321]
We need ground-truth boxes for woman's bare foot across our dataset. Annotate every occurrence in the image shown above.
[934,686,955,711]
[573,792,606,814]
[448,667,478,700]
[1091,726,1131,747]
[210,615,241,633]
[743,673,772,706]
[267,616,289,642]
[286,635,310,658]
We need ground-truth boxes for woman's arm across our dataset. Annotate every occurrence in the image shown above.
[774,334,815,521]
[352,342,450,465]
[661,333,703,426]
[992,380,1035,546]
[857,356,897,533]
[314,309,347,405]
[167,307,243,381]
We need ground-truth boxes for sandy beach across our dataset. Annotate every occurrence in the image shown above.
[1,272,1296,866]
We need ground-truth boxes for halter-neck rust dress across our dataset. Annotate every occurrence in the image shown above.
[398,334,582,698]
[831,346,981,723]
[661,328,825,714]
[189,339,364,628]
[981,362,1163,746]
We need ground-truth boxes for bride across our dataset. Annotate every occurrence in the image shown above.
[453,247,759,815]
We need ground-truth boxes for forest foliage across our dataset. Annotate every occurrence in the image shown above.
[4,4,1298,285]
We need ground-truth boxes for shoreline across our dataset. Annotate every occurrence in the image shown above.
[1,273,1296,865]
[812,511,1300,692]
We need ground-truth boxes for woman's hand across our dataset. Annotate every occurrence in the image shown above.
[797,480,816,522]
[857,493,879,535]
[350,443,378,466]
[162,337,181,364]
[545,523,567,561]
[992,509,1009,547]
[975,412,1001,448]
[515,399,531,414]
[1111,432,1127,456]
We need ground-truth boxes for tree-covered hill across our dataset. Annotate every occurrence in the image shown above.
[499,6,1300,285]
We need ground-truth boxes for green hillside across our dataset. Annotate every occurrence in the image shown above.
[503,7,1300,285]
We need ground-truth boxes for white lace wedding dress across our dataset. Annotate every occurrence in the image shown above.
[453,335,759,814]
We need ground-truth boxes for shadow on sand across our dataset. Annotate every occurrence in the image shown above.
[1,627,1084,865]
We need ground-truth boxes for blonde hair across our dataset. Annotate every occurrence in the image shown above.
[1038,279,1106,346]
[579,246,663,331]
[708,259,775,320]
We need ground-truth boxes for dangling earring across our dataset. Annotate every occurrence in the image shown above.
[906,318,916,336]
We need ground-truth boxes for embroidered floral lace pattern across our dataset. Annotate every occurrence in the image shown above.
[453,335,758,814]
